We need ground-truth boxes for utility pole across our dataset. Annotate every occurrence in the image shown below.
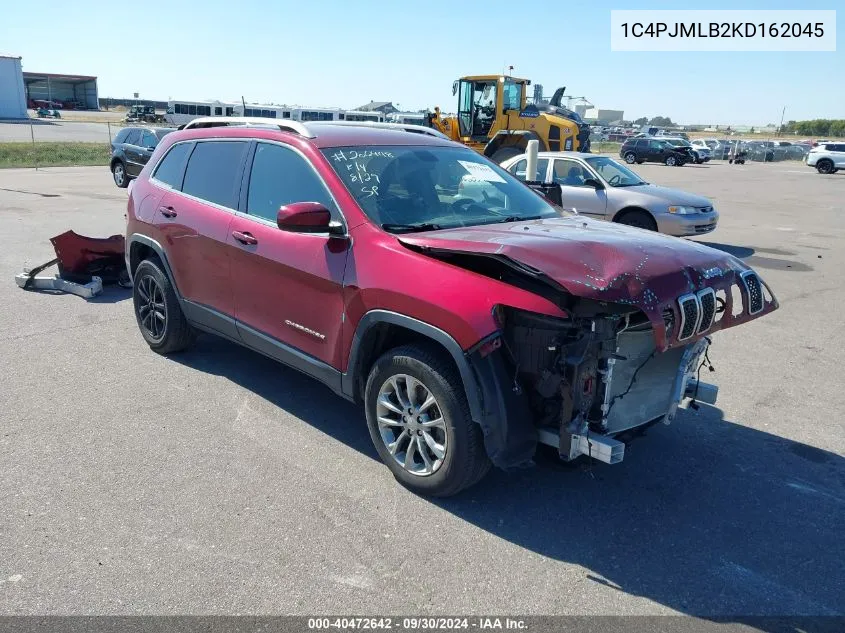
[778,106,786,135]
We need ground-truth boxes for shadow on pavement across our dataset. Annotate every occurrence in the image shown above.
[171,334,845,621]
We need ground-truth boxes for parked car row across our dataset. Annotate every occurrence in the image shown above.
[121,117,777,496]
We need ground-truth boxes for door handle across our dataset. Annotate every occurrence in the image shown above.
[158,206,177,218]
[232,230,258,245]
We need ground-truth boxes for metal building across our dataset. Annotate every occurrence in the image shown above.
[23,71,99,110]
[0,55,28,119]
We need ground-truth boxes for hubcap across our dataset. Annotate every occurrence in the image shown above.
[625,153,635,163]
[135,275,166,340]
[376,374,447,476]
[114,164,124,185]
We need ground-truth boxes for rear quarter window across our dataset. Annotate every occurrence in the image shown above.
[152,142,193,189]
[114,128,131,144]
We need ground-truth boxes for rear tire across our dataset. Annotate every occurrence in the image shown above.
[624,152,636,164]
[616,209,657,232]
[490,147,523,165]
[112,160,129,188]
[364,344,491,497]
[816,159,834,174]
[132,259,196,354]
[665,155,677,166]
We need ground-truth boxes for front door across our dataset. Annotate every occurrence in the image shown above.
[647,139,665,161]
[551,159,608,218]
[228,141,349,370]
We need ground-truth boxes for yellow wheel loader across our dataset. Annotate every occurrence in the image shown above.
[428,75,591,163]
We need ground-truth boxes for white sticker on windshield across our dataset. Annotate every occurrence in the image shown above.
[457,160,507,183]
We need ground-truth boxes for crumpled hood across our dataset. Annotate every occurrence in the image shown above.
[399,216,777,350]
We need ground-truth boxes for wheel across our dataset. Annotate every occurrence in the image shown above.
[490,147,523,165]
[112,160,129,188]
[364,344,491,497]
[132,258,196,354]
[728,159,734,164]
[624,152,637,164]
[816,159,834,174]
[616,209,657,231]
[665,155,677,166]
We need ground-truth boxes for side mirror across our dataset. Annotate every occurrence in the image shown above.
[145,146,156,152]
[277,202,342,234]
[583,178,604,190]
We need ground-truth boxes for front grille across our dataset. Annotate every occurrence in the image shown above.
[678,294,700,340]
[694,223,716,233]
[697,289,716,333]
[741,271,764,314]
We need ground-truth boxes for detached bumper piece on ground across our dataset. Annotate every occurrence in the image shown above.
[15,231,130,299]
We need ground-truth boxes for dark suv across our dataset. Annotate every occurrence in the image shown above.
[125,120,777,496]
[110,127,173,188]
[620,137,690,166]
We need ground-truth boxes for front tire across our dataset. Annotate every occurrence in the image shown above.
[112,160,129,188]
[665,155,677,166]
[624,152,637,164]
[364,344,490,497]
[816,159,834,174]
[132,259,196,354]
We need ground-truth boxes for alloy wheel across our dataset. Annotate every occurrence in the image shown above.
[376,374,447,476]
[136,275,167,341]
[113,163,125,186]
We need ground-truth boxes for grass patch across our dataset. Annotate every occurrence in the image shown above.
[0,142,111,168]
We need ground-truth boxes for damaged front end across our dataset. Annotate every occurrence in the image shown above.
[398,218,778,468]
[476,304,716,466]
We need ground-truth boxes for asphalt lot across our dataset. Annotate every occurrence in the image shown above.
[0,162,843,617]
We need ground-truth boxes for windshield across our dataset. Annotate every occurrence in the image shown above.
[322,146,563,232]
[584,156,647,187]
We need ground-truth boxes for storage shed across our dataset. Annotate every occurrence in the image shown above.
[23,71,99,110]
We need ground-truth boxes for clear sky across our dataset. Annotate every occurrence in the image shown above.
[1,0,840,125]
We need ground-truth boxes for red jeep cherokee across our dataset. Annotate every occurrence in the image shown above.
[125,119,778,496]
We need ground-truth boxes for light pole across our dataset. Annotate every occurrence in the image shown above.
[778,106,786,135]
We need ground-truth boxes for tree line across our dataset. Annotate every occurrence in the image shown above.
[782,119,845,137]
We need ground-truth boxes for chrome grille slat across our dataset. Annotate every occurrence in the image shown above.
[677,294,701,340]
[740,271,764,314]
[697,288,716,333]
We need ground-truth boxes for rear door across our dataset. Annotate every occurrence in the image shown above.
[506,158,550,182]
[647,139,664,161]
[123,129,145,176]
[228,141,349,370]
[550,158,608,218]
[152,139,249,328]
[832,144,845,168]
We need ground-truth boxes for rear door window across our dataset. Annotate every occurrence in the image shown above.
[140,130,158,149]
[182,141,248,208]
[507,158,549,181]
[124,129,141,146]
[246,143,337,222]
[114,128,131,144]
[153,142,193,189]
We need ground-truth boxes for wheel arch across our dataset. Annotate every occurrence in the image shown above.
[342,310,484,423]
[127,234,180,298]
[612,206,656,224]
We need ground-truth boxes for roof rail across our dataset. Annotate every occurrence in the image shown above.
[179,117,449,141]
[181,116,315,138]
[319,120,449,140]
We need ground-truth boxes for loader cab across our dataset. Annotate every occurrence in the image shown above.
[455,76,526,142]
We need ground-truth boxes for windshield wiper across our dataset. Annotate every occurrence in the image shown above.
[614,182,647,187]
[494,215,543,224]
[381,222,443,233]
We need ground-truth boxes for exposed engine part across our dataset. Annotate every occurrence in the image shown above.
[498,305,716,463]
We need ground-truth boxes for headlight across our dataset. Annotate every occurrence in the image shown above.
[668,205,698,215]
